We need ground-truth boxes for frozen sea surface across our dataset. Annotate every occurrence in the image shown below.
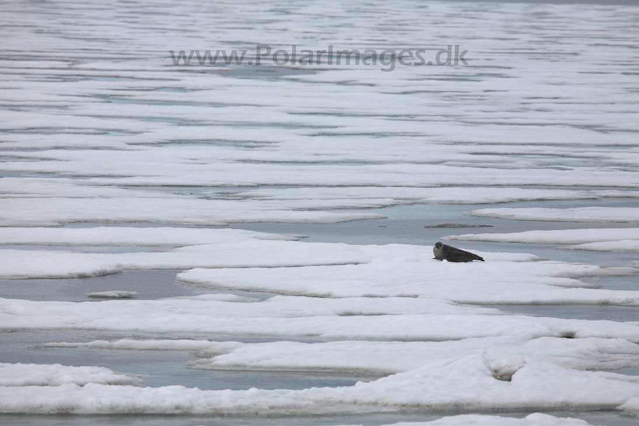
[2,0,639,424]
[2,412,639,426]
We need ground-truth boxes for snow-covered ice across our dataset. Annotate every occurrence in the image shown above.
[190,336,639,374]
[0,227,297,246]
[450,228,639,252]
[0,240,370,279]
[570,241,639,252]
[0,363,138,387]
[0,249,122,279]
[341,414,594,426]
[44,335,639,376]
[0,177,184,199]
[1,355,639,415]
[176,242,639,305]
[470,208,639,223]
[237,186,604,205]
[0,198,383,227]
[450,228,639,245]
[5,295,639,341]
[44,339,240,352]
[619,398,639,417]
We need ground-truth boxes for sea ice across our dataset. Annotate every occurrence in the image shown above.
[44,339,241,352]
[1,355,638,415]
[343,414,593,426]
[0,177,183,199]
[190,336,639,374]
[237,186,601,205]
[470,207,639,223]
[177,244,639,306]
[570,240,639,252]
[449,228,639,245]
[0,226,296,247]
[0,240,370,279]
[0,198,383,227]
[0,249,121,279]
[3,0,639,420]
[450,228,639,252]
[4,296,639,341]
[87,291,137,299]
[0,363,138,387]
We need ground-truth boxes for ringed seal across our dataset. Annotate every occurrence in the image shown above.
[433,242,484,262]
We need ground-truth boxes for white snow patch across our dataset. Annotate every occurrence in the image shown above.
[0,363,138,387]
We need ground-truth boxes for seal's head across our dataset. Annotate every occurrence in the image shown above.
[433,242,445,259]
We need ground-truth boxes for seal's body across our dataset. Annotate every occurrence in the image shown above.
[433,242,484,262]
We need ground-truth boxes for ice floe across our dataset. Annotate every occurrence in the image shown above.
[471,208,639,223]
[6,236,638,306]
[347,414,593,426]
[44,339,240,352]
[1,355,638,415]
[0,240,370,279]
[0,177,183,199]
[570,241,639,252]
[450,228,639,245]
[177,242,639,305]
[4,296,639,341]
[450,228,639,252]
[620,397,639,417]
[0,226,296,246]
[0,363,138,387]
[87,291,137,299]
[237,186,603,205]
[0,198,383,227]
[188,336,639,374]
[44,335,639,375]
[0,249,121,279]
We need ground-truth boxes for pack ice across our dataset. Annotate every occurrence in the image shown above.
[3,0,639,422]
